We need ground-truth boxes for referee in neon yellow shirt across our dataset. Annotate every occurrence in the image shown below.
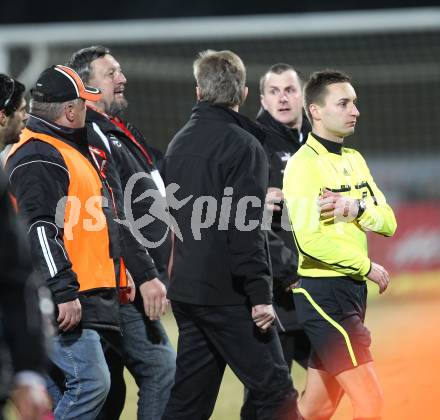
[283,70,397,420]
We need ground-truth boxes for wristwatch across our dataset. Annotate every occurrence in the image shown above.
[356,199,366,219]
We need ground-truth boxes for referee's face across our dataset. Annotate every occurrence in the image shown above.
[316,82,360,141]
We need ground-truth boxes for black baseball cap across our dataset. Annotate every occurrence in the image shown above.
[31,65,102,103]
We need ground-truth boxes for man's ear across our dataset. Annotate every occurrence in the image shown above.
[0,109,7,128]
[64,103,75,123]
[195,86,201,101]
[243,86,248,102]
[309,103,321,122]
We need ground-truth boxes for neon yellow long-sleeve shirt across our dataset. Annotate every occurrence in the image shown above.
[283,134,397,280]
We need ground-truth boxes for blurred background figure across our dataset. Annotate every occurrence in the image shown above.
[0,73,51,420]
[0,74,27,152]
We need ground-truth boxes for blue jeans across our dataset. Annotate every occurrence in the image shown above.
[46,328,111,420]
[119,301,176,419]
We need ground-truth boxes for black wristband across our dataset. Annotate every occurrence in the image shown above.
[356,199,366,219]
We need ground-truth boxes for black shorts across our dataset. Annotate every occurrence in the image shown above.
[292,276,372,376]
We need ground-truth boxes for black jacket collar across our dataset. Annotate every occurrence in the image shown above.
[86,107,120,135]
[257,108,300,144]
[26,114,88,149]
[311,132,343,155]
[256,108,311,145]
[191,101,265,142]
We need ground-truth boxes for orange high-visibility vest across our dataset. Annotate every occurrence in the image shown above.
[8,128,121,292]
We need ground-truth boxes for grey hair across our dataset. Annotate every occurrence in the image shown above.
[29,98,82,122]
[193,50,246,108]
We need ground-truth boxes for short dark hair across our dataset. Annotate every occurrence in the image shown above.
[0,74,25,116]
[303,69,351,122]
[66,45,110,83]
[259,63,302,95]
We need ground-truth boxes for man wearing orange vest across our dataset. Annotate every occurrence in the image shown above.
[5,65,158,420]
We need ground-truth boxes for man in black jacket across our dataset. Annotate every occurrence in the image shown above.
[67,46,175,420]
[241,63,312,419]
[161,50,296,420]
[0,73,50,420]
[4,65,142,420]
[258,63,311,354]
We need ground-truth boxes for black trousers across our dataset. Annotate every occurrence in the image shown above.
[162,301,297,420]
[241,329,311,420]
[0,400,5,420]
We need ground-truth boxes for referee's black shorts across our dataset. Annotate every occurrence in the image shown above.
[292,276,372,376]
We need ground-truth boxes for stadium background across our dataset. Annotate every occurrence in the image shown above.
[1,2,439,419]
